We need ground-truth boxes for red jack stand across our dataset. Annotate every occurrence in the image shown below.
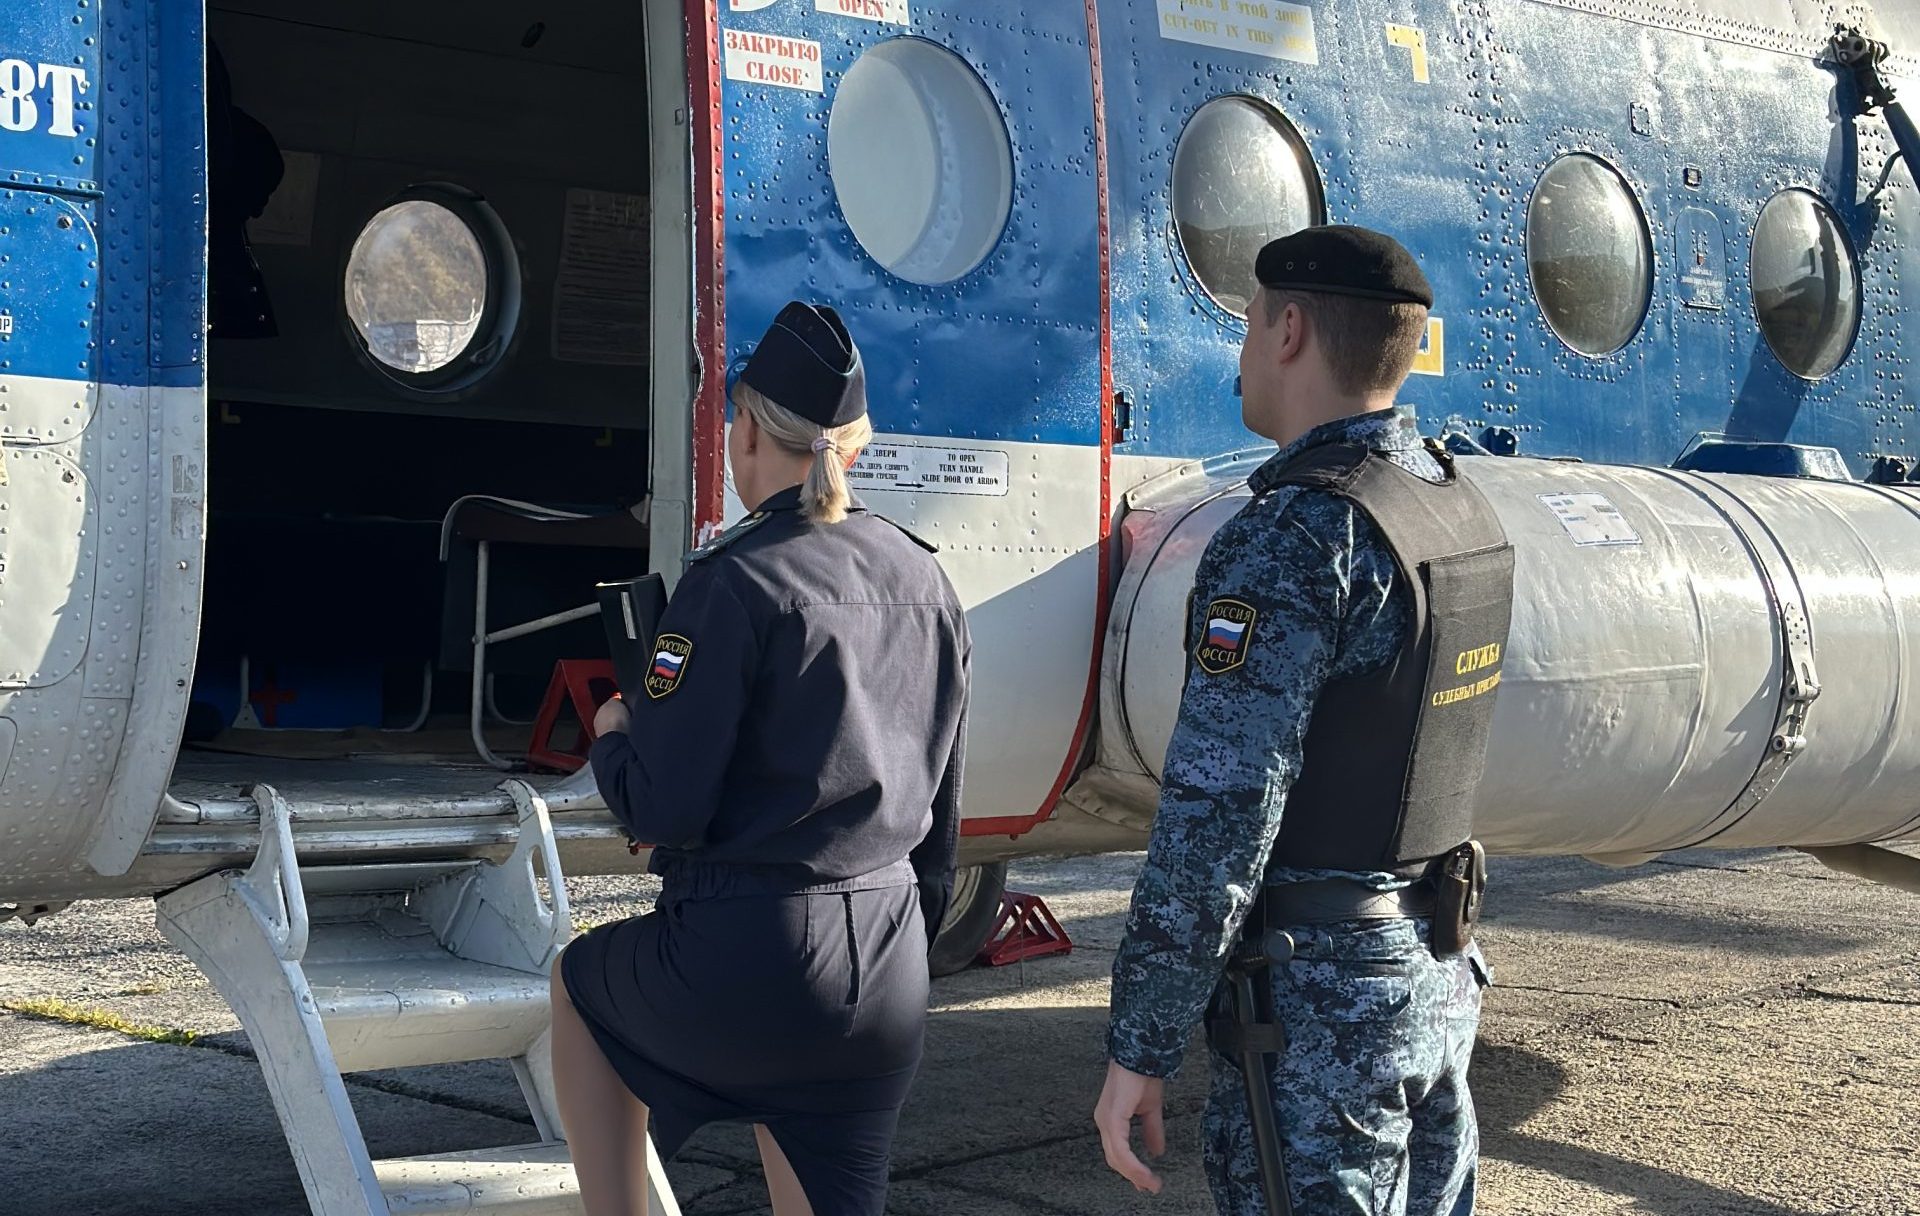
[974,890,1073,967]
[526,659,618,773]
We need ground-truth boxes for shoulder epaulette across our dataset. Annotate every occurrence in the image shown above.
[684,511,770,566]
[872,512,939,553]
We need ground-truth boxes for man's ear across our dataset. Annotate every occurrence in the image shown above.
[1274,299,1310,365]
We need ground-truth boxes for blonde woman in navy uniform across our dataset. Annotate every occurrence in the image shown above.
[550,302,971,1216]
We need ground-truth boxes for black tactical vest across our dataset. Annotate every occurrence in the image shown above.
[1263,441,1515,878]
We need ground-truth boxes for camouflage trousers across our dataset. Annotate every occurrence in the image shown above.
[1203,917,1489,1216]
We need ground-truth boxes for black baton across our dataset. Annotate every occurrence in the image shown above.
[1229,946,1293,1216]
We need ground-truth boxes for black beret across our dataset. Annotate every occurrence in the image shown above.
[736,301,867,429]
[1254,225,1433,308]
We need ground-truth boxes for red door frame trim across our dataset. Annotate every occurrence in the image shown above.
[688,0,730,542]
[962,0,1116,838]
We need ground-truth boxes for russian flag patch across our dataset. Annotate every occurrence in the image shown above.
[1195,597,1257,675]
[645,634,693,699]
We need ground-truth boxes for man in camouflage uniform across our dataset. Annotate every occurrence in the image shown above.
[1095,226,1498,1216]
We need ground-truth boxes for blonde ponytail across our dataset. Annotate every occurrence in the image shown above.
[733,383,873,524]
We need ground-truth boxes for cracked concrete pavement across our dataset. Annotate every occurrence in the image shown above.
[2,846,1917,1215]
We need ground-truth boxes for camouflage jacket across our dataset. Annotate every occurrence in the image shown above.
[1106,409,1446,1079]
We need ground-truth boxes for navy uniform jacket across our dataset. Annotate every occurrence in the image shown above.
[1107,409,1444,1078]
[588,485,970,940]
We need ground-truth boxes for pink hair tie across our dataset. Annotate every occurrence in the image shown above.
[811,436,837,454]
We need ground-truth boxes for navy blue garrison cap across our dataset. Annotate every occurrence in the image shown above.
[1255,224,1433,308]
[737,301,867,429]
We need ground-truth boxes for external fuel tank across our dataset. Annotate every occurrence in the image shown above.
[1078,453,1920,859]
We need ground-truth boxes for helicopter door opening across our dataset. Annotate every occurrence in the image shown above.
[178,1,652,805]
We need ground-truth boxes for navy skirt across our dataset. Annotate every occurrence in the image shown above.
[560,875,929,1215]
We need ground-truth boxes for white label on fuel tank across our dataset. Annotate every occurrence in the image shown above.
[1538,492,1642,547]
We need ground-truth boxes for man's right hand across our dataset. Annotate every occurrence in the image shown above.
[1093,1059,1167,1194]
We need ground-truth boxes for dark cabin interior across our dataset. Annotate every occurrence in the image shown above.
[191,0,652,762]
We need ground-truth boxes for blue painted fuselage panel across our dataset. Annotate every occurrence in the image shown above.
[715,0,1912,475]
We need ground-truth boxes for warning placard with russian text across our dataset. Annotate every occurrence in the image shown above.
[850,442,1011,497]
[723,29,824,92]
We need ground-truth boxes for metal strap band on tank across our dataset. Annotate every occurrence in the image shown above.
[1847,483,1920,840]
[1646,469,1821,848]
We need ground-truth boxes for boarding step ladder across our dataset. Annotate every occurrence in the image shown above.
[157,780,679,1216]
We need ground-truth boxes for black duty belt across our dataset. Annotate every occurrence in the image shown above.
[1259,878,1435,928]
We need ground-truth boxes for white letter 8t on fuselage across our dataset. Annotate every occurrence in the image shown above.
[0,60,89,138]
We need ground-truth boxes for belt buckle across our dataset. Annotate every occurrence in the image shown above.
[1263,929,1295,963]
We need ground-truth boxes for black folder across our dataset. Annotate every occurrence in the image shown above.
[596,574,668,699]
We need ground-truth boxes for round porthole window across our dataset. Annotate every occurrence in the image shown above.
[1171,96,1324,319]
[828,39,1013,286]
[344,188,518,389]
[1526,154,1653,357]
[1751,189,1860,380]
